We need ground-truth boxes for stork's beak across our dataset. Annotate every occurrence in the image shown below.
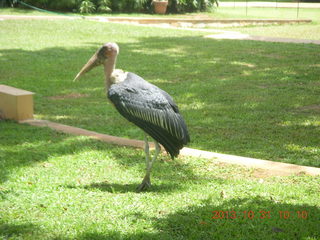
[73,49,103,82]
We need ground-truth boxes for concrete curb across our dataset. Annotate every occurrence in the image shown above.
[93,17,311,25]
[0,14,311,25]
[20,119,320,177]
[19,119,152,149]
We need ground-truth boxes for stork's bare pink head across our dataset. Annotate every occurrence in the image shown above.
[73,42,119,81]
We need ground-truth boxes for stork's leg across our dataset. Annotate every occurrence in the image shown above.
[149,140,161,170]
[136,135,161,192]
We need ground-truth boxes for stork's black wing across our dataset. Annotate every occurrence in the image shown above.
[108,72,190,158]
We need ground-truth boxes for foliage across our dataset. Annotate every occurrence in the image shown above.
[109,0,151,13]
[21,0,80,11]
[11,0,217,13]
[79,0,95,13]
[169,0,219,13]
[97,0,111,13]
[11,0,150,12]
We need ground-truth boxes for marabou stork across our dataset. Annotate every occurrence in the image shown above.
[74,42,190,191]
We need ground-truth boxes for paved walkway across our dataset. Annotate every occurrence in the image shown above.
[20,119,320,177]
[1,14,319,45]
[134,23,320,45]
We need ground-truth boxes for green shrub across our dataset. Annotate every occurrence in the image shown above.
[169,0,218,13]
[97,0,112,13]
[79,0,95,13]
[22,0,80,11]
[14,0,218,13]
[49,0,80,11]
[110,0,151,13]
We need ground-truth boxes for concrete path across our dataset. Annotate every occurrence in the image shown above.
[1,14,318,45]
[131,22,320,45]
[20,119,320,177]
[0,14,311,25]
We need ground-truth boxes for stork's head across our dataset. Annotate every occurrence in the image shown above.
[73,42,119,81]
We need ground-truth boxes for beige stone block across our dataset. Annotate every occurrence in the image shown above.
[0,85,34,121]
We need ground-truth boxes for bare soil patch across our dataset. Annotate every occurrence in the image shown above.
[296,104,320,113]
[47,93,89,100]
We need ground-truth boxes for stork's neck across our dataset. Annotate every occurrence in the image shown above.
[104,54,117,90]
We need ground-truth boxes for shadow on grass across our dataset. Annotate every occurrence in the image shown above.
[1,33,319,167]
[1,195,318,239]
[1,23,319,240]
[0,122,318,239]
[65,181,180,193]
[118,37,320,167]
[0,120,103,183]
[56,197,319,240]
[0,220,41,239]
[0,120,196,193]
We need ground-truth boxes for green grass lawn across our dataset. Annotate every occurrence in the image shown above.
[195,6,320,41]
[210,6,320,21]
[1,18,319,167]
[1,6,320,40]
[217,7,320,40]
[1,122,320,239]
[0,16,319,240]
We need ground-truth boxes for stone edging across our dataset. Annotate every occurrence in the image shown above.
[19,119,320,177]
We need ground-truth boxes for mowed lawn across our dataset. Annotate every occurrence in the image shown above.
[1,6,320,40]
[0,18,319,166]
[219,7,320,40]
[0,17,319,239]
[1,122,320,240]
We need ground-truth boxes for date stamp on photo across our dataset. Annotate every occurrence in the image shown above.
[212,210,308,220]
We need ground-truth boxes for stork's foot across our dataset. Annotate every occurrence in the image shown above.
[136,175,151,192]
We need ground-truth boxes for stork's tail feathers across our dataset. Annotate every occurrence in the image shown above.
[142,118,190,159]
